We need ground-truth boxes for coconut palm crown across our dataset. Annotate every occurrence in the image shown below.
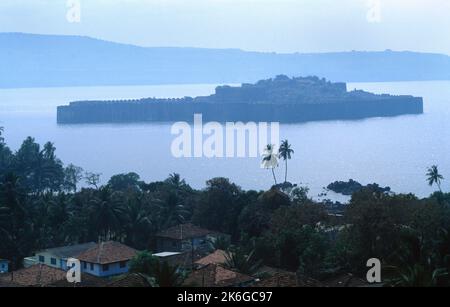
[261,144,279,185]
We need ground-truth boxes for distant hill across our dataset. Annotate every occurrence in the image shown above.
[1,32,450,88]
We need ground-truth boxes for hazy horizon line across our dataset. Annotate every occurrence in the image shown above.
[3,31,450,57]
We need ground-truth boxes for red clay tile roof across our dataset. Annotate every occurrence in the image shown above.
[75,241,138,264]
[107,273,155,287]
[0,264,66,287]
[183,264,255,287]
[48,273,109,288]
[195,250,229,267]
[0,264,112,288]
[156,224,214,240]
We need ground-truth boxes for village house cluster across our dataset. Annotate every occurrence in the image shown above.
[0,223,370,287]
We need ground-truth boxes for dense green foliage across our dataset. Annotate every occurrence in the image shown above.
[1,131,450,286]
[129,250,182,287]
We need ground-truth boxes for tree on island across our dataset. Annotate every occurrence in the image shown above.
[427,165,444,193]
[279,140,294,184]
[261,144,279,185]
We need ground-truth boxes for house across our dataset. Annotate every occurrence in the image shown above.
[76,241,138,277]
[30,242,97,270]
[0,259,9,274]
[183,264,255,287]
[0,264,107,288]
[155,223,219,253]
[194,250,229,268]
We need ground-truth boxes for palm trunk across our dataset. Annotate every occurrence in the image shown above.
[437,183,443,205]
[272,168,277,185]
[285,160,288,183]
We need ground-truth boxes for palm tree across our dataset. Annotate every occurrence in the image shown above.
[224,248,262,275]
[89,187,124,241]
[39,142,65,194]
[279,140,294,184]
[152,191,189,229]
[386,264,447,287]
[427,165,444,192]
[130,251,183,287]
[209,235,231,251]
[0,173,33,269]
[165,173,188,190]
[123,196,152,248]
[46,193,73,245]
[385,229,450,287]
[153,261,183,287]
[261,144,279,185]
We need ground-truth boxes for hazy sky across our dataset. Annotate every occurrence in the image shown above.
[0,0,449,54]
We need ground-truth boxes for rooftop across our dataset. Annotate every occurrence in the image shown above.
[48,273,108,288]
[38,242,97,259]
[107,273,155,287]
[155,223,215,240]
[183,264,254,287]
[0,264,66,287]
[195,250,229,267]
[76,241,138,265]
[0,264,108,288]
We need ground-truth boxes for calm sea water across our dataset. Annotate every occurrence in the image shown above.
[1,81,449,201]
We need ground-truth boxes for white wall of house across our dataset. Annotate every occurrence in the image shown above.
[35,252,63,269]
[80,260,131,277]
